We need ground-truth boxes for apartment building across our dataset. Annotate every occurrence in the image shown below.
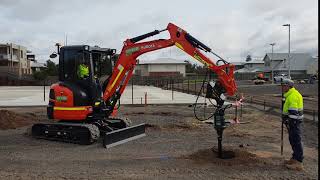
[0,43,32,77]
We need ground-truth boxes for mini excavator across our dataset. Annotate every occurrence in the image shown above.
[32,23,237,149]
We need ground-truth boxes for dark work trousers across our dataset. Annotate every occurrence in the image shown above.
[286,119,304,162]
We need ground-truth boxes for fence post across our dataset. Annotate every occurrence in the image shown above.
[172,79,174,100]
[234,96,238,120]
[194,80,197,95]
[240,103,242,118]
[235,104,238,120]
[43,79,45,102]
[187,78,190,94]
[145,92,147,106]
[132,79,134,104]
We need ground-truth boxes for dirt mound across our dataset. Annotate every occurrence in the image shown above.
[181,148,265,166]
[0,110,37,130]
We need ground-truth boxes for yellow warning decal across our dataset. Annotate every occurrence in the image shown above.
[54,107,87,111]
[194,54,210,67]
[108,64,124,91]
[175,42,184,50]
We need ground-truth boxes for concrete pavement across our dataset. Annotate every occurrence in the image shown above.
[0,86,208,106]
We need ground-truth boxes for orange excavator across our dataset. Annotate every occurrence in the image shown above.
[32,23,237,149]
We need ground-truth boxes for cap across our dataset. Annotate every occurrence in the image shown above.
[281,79,294,86]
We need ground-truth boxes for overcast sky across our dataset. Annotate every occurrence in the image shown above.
[0,0,318,63]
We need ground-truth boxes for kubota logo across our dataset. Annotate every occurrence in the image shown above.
[141,44,155,49]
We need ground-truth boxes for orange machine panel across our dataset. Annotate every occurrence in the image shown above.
[49,83,93,121]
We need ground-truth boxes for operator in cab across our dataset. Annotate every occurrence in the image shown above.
[77,60,89,79]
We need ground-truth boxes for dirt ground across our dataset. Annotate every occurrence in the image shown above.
[0,105,318,180]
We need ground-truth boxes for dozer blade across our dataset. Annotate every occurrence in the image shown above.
[103,123,145,148]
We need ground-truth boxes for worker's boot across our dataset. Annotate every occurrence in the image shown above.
[285,159,304,171]
[284,158,295,165]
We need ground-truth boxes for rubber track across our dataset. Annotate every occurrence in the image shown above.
[32,123,100,145]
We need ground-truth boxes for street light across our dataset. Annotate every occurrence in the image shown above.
[283,24,290,78]
[270,43,276,84]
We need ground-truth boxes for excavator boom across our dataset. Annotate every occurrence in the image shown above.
[103,23,237,112]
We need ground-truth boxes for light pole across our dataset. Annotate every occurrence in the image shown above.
[283,24,290,78]
[270,43,276,84]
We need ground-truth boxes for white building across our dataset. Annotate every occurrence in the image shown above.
[235,60,265,73]
[134,58,187,77]
[306,56,318,75]
[30,60,46,73]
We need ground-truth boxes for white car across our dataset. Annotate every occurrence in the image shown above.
[273,74,291,83]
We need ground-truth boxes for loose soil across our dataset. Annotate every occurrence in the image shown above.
[0,110,39,130]
[0,105,318,180]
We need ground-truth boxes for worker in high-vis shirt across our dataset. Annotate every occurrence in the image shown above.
[78,63,89,79]
[281,79,304,171]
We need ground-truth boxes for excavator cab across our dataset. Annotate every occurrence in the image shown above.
[57,45,116,106]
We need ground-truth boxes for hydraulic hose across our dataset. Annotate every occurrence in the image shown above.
[193,70,216,121]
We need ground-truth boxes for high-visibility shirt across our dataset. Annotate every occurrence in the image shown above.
[282,87,303,120]
[78,64,89,79]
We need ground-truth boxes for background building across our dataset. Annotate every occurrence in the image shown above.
[263,53,315,78]
[30,60,46,73]
[0,43,31,77]
[231,62,245,70]
[306,56,318,76]
[134,58,187,77]
[234,59,265,73]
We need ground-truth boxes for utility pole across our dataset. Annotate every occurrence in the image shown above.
[270,43,276,84]
[283,24,291,78]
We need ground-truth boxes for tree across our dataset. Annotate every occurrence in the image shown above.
[45,59,58,76]
[246,55,252,62]
[185,61,197,73]
[32,60,58,81]
[33,70,48,81]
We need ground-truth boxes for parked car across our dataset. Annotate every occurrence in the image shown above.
[273,74,291,83]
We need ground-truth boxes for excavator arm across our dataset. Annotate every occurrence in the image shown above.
[103,23,237,113]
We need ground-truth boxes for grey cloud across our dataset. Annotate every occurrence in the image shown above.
[0,0,317,63]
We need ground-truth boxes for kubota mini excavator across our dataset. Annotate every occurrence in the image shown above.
[31,23,237,148]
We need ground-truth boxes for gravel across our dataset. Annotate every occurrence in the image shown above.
[0,105,318,179]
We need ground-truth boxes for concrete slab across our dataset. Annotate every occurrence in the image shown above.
[0,86,208,106]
